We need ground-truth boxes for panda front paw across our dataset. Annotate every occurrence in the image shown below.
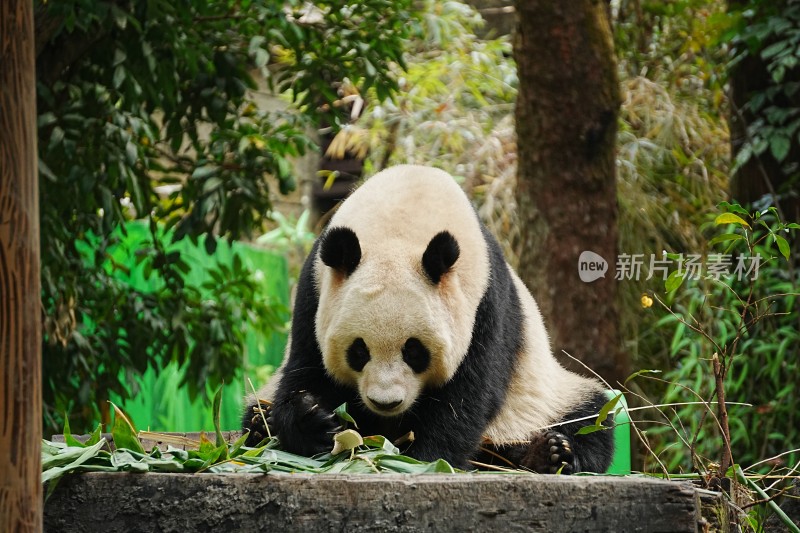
[243,400,273,447]
[271,390,342,456]
[520,430,578,474]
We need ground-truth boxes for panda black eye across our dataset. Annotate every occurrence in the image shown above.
[347,338,371,372]
[402,338,430,374]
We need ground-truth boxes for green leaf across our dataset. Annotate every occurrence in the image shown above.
[774,234,791,260]
[37,112,57,128]
[770,135,791,162]
[717,202,750,217]
[202,177,223,194]
[715,213,751,229]
[110,450,150,472]
[576,424,611,436]
[665,270,685,293]
[113,48,127,67]
[708,233,745,247]
[62,417,85,448]
[624,369,661,385]
[113,65,126,89]
[761,41,788,60]
[422,459,456,473]
[254,48,269,69]
[85,424,103,447]
[49,126,65,147]
[41,439,110,484]
[109,402,145,454]
[334,403,359,429]
[596,393,623,425]
[212,387,229,461]
[576,393,623,435]
[362,435,400,455]
[111,5,128,29]
[125,141,138,165]
[192,165,219,180]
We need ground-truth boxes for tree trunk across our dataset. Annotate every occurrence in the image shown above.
[0,1,43,531]
[514,1,626,385]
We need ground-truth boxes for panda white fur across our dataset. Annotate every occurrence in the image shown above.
[243,165,614,473]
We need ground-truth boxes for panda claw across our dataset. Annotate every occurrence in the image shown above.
[520,430,577,474]
[273,390,342,456]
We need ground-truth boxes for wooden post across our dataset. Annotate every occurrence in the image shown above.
[0,0,43,531]
[43,473,718,532]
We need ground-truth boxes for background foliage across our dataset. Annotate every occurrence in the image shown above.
[637,208,798,472]
[36,0,414,434]
[362,1,519,261]
[728,0,800,174]
[611,0,800,493]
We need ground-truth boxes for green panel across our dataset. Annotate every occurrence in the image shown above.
[107,223,289,432]
[605,389,632,475]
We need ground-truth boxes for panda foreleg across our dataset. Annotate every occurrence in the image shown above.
[517,392,615,474]
[267,388,343,456]
[556,391,616,473]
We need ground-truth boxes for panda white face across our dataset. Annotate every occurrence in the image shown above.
[318,256,453,416]
[312,165,492,417]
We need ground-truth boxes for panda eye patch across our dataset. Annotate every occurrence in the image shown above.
[346,338,371,372]
[402,338,430,374]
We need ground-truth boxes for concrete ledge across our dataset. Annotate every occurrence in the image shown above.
[44,473,708,532]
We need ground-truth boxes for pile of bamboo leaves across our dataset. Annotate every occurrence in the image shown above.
[42,390,457,496]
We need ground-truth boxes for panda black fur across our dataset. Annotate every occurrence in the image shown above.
[243,165,614,473]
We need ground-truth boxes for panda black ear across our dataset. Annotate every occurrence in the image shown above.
[320,226,361,277]
[422,231,460,284]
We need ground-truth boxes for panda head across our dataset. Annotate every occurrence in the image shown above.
[315,225,464,417]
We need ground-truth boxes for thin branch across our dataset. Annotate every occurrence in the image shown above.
[713,354,733,475]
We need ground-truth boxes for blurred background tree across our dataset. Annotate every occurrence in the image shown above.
[514,1,625,385]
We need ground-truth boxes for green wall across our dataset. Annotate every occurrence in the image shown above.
[106,223,288,432]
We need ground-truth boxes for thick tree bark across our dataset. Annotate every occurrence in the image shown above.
[514,1,626,384]
[1,1,43,531]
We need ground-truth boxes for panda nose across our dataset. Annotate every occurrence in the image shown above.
[369,398,402,411]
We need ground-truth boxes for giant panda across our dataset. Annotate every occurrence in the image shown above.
[243,165,614,473]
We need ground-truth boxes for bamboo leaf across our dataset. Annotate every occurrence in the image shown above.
[596,393,623,424]
[109,401,145,454]
[334,403,358,429]
[624,369,662,385]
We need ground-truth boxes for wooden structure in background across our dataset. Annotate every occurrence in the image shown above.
[1,1,43,531]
